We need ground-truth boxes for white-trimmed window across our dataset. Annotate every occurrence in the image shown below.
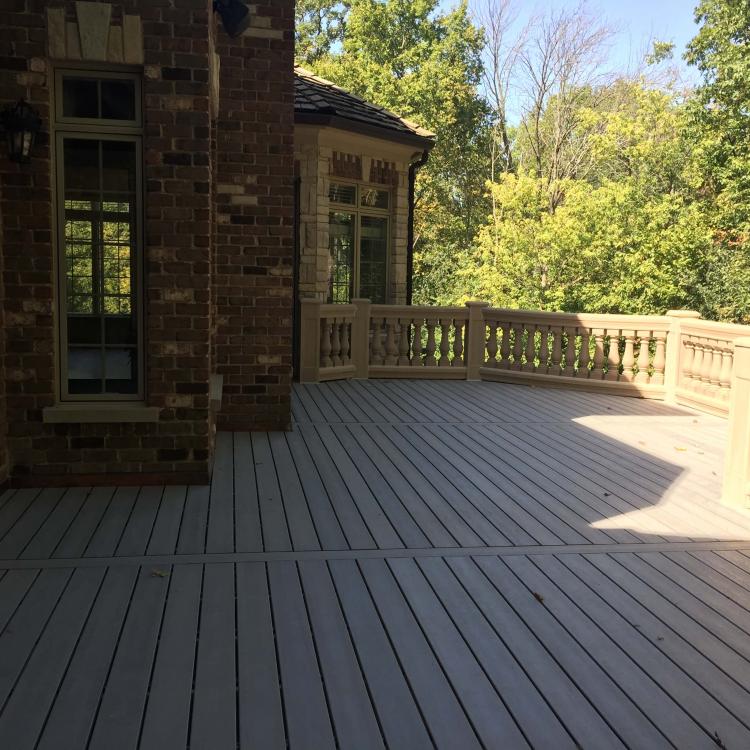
[328,182,390,304]
[54,69,144,400]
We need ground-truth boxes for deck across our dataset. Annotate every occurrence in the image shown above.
[1,380,750,749]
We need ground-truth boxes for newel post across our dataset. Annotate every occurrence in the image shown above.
[300,298,322,383]
[722,338,750,509]
[664,310,701,402]
[465,301,490,381]
[351,298,371,379]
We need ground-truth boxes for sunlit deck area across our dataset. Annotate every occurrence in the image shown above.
[2,380,750,749]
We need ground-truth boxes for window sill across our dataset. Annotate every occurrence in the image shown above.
[43,403,160,424]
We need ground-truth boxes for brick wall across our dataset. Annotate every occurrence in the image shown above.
[213,1,295,432]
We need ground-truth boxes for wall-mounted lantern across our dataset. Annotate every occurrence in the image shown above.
[1,99,42,163]
[213,0,252,38]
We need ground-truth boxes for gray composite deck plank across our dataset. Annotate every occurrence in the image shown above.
[396,423,564,546]
[358,557,482,749]
[0,568,73,709]
[268,560,337,750]
[236,562,286,750]
[0,489,40,540]
[342,423,458,548]
[138,564,202,750]
[388,556,531,748]
[441,423,625,545]
[269,431,321,550]
[35,566,139,750]
[0,567,105,750]
[509,553,734,749]
[285,430,349,550]
[84,486,139,558]
[252,432,293,552]
[314,424,405,549]
[19,487,89,559]
[328,559,434,750]
[477,555,666,749]
[233,431,263,552]
[446,555,624,749]
[293,385,328,423]
[331,423,435,548]
[176,485,210,555]
[305,383,350,422]
[0,569,38,632]
[615,552,750,662]
[190,563,237,750]
[299,560,385,750]
[297,425,376,550]
[586,553,750,692]
[0,488,64,558]
[87,566,170,750]
[371,424,511,546]
[146,485,187,555]
[206,431,235,553]
[116,485,164,556]
[321,381,375,423]
[53,486,115,558]
[417,556,576,749]
[560,553,750,725]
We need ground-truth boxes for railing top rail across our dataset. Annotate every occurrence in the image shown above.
[370,304,469,318]
[482,307,670,329]
[679,318,750,339]
[319,303,356,317]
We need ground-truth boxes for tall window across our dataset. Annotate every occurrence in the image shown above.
[328,183,390,304]
[54,70,143,400]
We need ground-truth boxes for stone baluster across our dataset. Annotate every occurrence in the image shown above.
[511,324,524,370]
[523,324,536,372]
[411,318,423,366]
[341,320,351,365]
[383,318,398,366]
[439,319,451,366]
[425,319,437,366]
[605,330,621,381]
[370,318,385,365]
[539,326,550,373]
[620,331,636,382]
[500,324,511,369]
[563,327,577,376]
[699,339,713,393]
[320,319,333,368]
[651,332,666,385]
[578,329,591,377]
[486,321,498,367]
[719,345,733,400]
[708,341,723,396]
[681,338,695,390]
[397,319,411,366]
[550,327,563,376]
[634,332,651,383]
[591,329,606,379]
[330,318,342,367]
[453,320,465,366]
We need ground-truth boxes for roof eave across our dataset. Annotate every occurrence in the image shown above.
[295,112,436,150]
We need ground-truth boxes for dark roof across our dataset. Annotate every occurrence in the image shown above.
[294,67,436,149]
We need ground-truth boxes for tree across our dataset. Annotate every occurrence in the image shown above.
[295,1,349,65]
[686,0,750,322]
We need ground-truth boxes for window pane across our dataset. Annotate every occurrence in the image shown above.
[359,216,388,304]
[62,136,139,397]
[62,78,98,119]
[101,79,136,121]
[329,184,356,205]
[328,212,355,304]
[361,188,389,210]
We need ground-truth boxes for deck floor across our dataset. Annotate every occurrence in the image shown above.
[1,380,750,749]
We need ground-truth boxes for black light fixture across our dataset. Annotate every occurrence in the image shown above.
[213,0,252,38]
[1,99,42,163]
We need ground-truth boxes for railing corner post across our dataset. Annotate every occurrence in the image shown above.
[299,298,322,383]
[465,301,490,381]
[722,337,750,509]
[664,310,701,403]
[351,298,371,379]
